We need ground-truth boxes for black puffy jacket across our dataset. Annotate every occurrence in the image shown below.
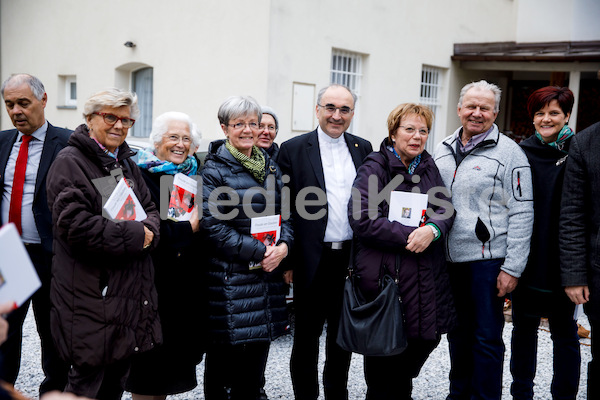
[201,140,293,345]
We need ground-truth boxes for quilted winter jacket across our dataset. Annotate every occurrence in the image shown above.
[349,139,456,340]
[46,124,162,368]
[201,140,293,345]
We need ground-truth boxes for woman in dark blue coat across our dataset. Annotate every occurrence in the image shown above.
[350,103,455,399]
[201,96,292,400]
[510,86,580,400]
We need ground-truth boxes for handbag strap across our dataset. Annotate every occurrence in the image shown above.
[347,239,356,277]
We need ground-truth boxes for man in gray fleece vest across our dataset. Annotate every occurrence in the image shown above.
[434,80,534,400]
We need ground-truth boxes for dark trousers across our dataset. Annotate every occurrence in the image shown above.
[447,259,505,400]
[204,342,270,400]
[290,245,352,400]
[510,293,580,399]
[589,318,600,400]
[364,337,440,400]
[0,244,69,396]
[66,359,130,400]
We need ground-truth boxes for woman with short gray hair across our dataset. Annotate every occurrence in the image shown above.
[201,95,293,400]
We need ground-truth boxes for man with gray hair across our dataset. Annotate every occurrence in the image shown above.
[434,80,533,400]
[0,74,71,395]
[278,84,372,400]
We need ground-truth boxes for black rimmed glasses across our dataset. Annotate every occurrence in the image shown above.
[318,104,354,115]
[228,122,260,131]
[93,112,135,128]
[399,126,429,136]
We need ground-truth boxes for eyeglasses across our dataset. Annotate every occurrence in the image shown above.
[318,104,354,115]
[228,122,260,130]
[259,124,277,133]
[165,135,192,144]
[399,126,429,136]
[93,112,135,128]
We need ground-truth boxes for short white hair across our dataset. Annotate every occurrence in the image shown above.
[149,111,202,149]
[458,80,501,114]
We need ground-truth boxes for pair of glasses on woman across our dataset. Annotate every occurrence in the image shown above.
[93,112,136,128]
[228,122,260,131]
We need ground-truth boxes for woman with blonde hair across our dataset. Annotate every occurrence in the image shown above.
[350,103,455,399]
[47,88,161,399]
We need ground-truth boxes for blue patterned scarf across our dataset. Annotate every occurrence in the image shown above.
[387,145,422,175]
[136,147,198,176]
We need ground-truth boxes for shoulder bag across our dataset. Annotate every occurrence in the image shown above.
[336,252,407,356]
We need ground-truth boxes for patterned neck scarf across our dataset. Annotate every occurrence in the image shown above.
[387,145,422,175]
[136,148,198,176]
[225,140,266,184]
[535,125,574,154]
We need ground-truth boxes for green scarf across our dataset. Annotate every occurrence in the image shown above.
[535,125,574,154]
[225,140,266,184]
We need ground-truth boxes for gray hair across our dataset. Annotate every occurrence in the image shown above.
[458,80,502,114]
[217,95,262,126]
[1,74,45,100]
[149,111,202,149]
[317,84,357,107]
[261,106,279,133]
[83,88,140,120]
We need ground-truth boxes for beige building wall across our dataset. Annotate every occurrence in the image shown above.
[1,0,598,149]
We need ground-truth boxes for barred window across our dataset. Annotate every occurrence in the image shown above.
[420,66,443,153]
[331,49,363,95]
[330,49,363,132]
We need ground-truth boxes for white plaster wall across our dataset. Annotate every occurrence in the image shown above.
[1,0,272,142]
[266,0,518,147]
[517,0,600,42]
[0,0,546,148]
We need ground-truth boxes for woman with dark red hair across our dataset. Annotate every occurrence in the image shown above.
[510,86,580,399]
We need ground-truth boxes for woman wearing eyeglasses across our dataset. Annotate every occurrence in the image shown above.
[256,106,280,162]
[201,96,292,400]
[46,88,161,399]
[349,103,456,399]
[124,112,206,400]
[509,87,580,399]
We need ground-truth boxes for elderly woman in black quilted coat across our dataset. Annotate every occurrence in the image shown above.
[350,103,455,400]
[201,95,293,400]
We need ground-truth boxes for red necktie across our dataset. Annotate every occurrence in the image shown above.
[8,134,33,235]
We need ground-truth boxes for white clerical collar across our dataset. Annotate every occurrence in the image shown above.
[317,126,345,144]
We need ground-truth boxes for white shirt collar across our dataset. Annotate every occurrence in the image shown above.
[17,120,48,142]
[317,125,345,144]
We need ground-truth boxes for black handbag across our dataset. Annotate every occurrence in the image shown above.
[336,257,407,357]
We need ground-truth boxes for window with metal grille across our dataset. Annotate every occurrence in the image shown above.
[330,49,363,132]
[420,66,442,153]
[132,67,153,138]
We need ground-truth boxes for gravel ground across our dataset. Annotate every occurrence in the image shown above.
[15,309,591,399]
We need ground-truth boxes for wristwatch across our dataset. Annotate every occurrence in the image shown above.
[429,224,440,240]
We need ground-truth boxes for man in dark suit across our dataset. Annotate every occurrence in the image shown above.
[559,120,600,399]
[0,74,71,395]
[278,84,372,400]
